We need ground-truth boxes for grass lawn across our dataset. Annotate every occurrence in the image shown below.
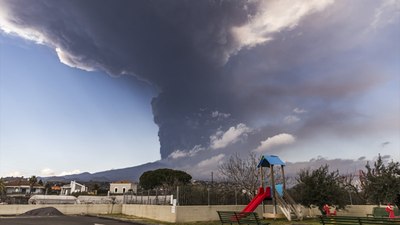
[102,214,321,225]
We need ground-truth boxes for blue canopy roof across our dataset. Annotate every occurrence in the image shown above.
[257,155,285,168]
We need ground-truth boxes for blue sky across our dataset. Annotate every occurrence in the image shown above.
[0,35,160,177]
[0,0,399,178]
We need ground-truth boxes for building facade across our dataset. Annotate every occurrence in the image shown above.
[60,181,87,195]
[4,179,45,196]
[110,181,137,194]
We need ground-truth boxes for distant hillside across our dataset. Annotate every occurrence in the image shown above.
[42,161,166,183]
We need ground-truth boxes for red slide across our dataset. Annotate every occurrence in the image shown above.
[241,187,271,213]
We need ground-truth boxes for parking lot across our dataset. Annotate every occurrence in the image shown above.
[0,216,143,225]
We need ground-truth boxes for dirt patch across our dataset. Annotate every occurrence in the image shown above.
[20,207,64,216]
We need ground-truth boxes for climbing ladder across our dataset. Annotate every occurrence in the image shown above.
[274,190,303,221]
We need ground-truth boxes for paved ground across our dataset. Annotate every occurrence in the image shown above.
[0,215,144,225]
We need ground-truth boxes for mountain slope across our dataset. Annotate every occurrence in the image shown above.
[43,161,166,182]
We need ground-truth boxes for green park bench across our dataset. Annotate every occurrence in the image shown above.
[320,216,400,225]
[217,211,239,225]
[320,216,360,225]
[367,207,400,218]
[217,211,270,225]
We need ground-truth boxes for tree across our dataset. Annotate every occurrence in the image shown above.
[93,183,100,195]
[360,155,400,205]
[0,178,5,195]
[218,153,260,199]
[140,171,162,190]
[290,165,348,214]
[29,176,38,194]
[395,193,400,209]
[139,168,192,190]
[44,182,52,195]
[394,193,400,209]
[339,173,367,205]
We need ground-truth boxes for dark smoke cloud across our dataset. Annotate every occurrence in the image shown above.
[0,0,398,168]
[1,0,253,158]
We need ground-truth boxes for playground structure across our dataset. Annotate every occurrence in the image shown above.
[240,155,303,221]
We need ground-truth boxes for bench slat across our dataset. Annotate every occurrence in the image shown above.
[217,211,269,225]
[218,211,240,224]
[320,216,400,225]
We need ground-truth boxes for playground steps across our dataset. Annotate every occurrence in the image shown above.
[275,191,303,221]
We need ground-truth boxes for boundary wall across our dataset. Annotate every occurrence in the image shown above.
[121,204,264,222]
[0,204,121,215]
[0,204,382,223]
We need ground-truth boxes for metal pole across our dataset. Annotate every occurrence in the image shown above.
[156,189,158,205]
[260,167,265,214]
[176,186,180,206]
[349,191,353,205]
[281,165,286,192]
[164,188,167,205]
[207,187,210,206]
[260,167,264,188]
[270,165,276,215]
[210,171,213,206]
[235,189,237,205]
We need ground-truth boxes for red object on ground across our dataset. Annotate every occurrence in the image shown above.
[323,204,331,216]
[386,204,395,218]
[323,204,337,216]
[241,187,271,213]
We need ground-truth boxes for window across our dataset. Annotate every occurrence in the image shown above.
[115,188,118,193]
[123,188,126,193]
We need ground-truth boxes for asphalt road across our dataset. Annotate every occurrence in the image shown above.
[0,216,143,225]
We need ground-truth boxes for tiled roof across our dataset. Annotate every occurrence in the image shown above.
[5,180,31,186]
[112,180,133,184]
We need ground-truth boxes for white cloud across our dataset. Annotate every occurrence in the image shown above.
[232,0,334,50]
[211,111,231,119]
[169,150,188,159]
[55,48,95,72]
[284,115,300,124]
[0,5,46,44]
[40,168,55,176]
[210,123,252,149]
[168,145,205,159]
[7,171,22,177]
[284,108,307,124]
[293,108,307,114]
[370,0,398,29]
[254,133,296,153]
[58,169,81,176]
[0,5,95,72]
[197,154,225,168]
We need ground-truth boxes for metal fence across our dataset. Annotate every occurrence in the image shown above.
[123,190,172,205]
[177,185,252,205]
[123,183,253,206]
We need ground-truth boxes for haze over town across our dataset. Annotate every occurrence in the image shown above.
[0,0,399,179]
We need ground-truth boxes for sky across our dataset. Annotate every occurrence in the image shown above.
[0,0,399,178]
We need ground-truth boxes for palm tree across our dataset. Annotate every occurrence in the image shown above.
[29,176,38,195]
[0,178,5,196]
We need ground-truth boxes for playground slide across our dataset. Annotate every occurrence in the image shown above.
[241,187,271,213]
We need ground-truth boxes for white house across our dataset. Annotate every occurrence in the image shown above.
[110,181,137,194]
[4,179,45,196]
[60,181,87,195]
